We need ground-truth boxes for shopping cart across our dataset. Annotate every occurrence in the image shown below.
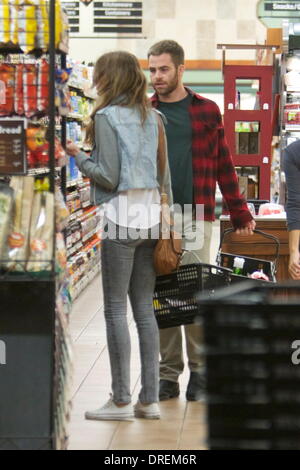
[153,260,232,329]
[197,281,300,450]
[216,228,280,284]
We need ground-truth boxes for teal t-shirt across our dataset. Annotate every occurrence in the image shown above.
[158,94,193,208]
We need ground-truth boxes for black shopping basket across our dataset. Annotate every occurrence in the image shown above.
[197,281,300,450]
[216,228,279,283]
[153,261,232,329]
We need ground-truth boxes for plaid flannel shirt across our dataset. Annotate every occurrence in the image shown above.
[151,87,253,229]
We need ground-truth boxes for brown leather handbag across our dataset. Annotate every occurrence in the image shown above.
[153,114,183,276]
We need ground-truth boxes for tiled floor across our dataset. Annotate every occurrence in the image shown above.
[68,221,220,450]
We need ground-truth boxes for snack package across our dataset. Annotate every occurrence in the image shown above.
[56,231,67,281]
[27,190,54,272]
[258,203,285,216]
[37,59,49,112]
[55,137,67,167]
[55,67,72,116]
[36,0,49,50]
[23,64,38,118]
[55,187,70,232]
[0,0,11,45]
[0,64,15,116]
[14,63,25,115]
[4,176,35,270]
[13,0,39,53]
[55,0,63,50]
[250,270,270,281]
[0,182,14,263]
[26,125,48,167]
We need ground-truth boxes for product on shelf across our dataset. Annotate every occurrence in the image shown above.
[26,125,67,169]
[67,235,101,300]
[258,202,285,216]
[0,182,14,261]
[56,231,67,279]
[15,63,24,115]
[0,64,15,116]
[4,176,35,270]
[26,189,54,271]
[0,0,67,54]
[0,60,49,118]
[55,67,72,116]
[55,186,69,232]
[37,58,49,112]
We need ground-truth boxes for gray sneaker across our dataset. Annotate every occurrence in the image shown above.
[85,396,134,421]
[134,401,160,419]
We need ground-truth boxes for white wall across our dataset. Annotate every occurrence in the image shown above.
[68,0,266,63]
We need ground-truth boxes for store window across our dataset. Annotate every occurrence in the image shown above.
[235,121,260,155]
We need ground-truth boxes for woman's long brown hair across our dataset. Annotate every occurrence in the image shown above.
[85,51,150,145]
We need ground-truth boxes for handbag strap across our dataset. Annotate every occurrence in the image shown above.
[156,112,167,199]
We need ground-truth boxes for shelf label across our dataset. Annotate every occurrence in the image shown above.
[0,119,26,175]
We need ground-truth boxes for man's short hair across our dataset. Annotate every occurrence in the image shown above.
[147,40,184,67]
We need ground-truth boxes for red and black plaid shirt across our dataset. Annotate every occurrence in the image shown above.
[151,87,253,229]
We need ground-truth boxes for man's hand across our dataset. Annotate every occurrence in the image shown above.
[235,219,256,236]
[66,140,81,157]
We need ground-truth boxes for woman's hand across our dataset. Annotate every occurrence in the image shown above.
[289,251,300,280]
[66,140,81,157]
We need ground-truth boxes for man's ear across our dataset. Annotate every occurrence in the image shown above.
[178,64,185,79]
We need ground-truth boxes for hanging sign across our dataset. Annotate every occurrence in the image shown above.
[62,1,80,32]
[258,0,300,27]
[93,1,143,34]
[80,0,94,5]
[0,119,26,175]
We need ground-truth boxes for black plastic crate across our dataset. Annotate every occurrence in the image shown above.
[198,282,300,450]
[153,263,231,329]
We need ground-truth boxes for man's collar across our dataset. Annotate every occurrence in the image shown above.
[150,86,203,105]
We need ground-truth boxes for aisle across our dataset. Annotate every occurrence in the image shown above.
[68,221,220,450]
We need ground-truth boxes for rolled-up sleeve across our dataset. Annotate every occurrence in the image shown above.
[75,114,120,191]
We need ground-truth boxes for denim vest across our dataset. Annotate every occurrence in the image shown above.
[97,105,159,193]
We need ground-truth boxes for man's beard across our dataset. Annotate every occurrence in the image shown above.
[153,69,179,97]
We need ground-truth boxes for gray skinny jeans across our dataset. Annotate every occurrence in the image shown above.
[101,223,159,405]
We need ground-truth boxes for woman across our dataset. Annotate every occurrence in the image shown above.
[67,51,172,421]
[283,139,300,280]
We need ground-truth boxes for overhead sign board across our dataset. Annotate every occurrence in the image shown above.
[93,1,142,34]
[62,0,143,37]
[258,1,300,27]
[62,1,80,32]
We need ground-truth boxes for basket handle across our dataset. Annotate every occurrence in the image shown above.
[180,249,233,275]
[217,228,280,273]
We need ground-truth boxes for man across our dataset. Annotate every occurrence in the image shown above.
[148,40,255,401]
[283,139,300,280]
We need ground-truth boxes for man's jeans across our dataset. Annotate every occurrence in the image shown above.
[101,223,159,404]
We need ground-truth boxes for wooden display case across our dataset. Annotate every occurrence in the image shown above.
[220,215,289,281]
